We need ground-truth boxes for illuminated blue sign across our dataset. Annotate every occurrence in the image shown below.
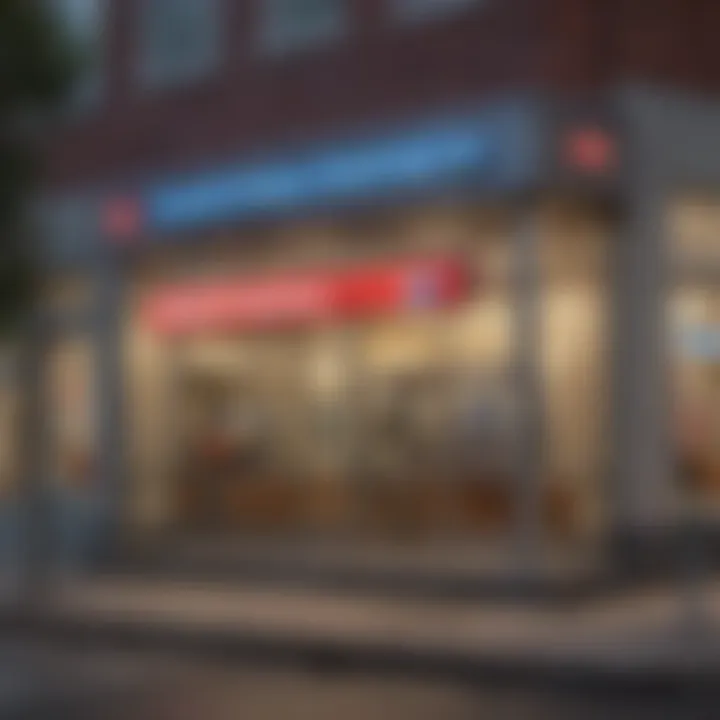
[678,325,720,360]
[148,117,494,232]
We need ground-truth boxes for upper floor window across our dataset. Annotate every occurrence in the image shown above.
[137,0,222,90]
[53,0,107,109]
[259,0,346,55]
[393,0,484,24]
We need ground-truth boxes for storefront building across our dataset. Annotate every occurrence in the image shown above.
[32,86,720,573]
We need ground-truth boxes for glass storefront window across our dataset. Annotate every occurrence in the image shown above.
[162,331,354,533]
[539,206,610,539]
[125,203,611,546]
[669,197,720,506]
[47,338,97,493]
[0,348,19,501]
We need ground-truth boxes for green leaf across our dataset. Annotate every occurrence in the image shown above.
[0,0,80,334]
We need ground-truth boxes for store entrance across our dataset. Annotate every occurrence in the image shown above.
[174,334,337,535]
[167,315,520,541]
[178,370,266,531]
[134,234,610,547]
[674,285,720,504]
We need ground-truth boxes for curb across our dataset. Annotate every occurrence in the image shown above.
[4,610,720,697]
[105,562,615,608]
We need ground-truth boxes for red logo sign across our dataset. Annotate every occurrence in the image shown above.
[103,197,143,242]
[143,257,468,336]
[564,128,617,174]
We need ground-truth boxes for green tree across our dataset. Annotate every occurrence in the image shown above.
[0,0,79,331]
[0,1,80,606]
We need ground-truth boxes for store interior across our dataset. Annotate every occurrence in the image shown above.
[670,198,720,504]
[124,203,610,546]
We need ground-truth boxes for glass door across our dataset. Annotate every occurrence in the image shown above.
[45,336,98,572]
[172,330,356,537]
[672,284,720,505]
[670,197,720,513]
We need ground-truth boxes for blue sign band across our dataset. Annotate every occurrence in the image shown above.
[148,118,493,232]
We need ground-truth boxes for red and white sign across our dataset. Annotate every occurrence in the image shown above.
[563,127,617,174]
[103,197,144,242]
[143,257,468,336]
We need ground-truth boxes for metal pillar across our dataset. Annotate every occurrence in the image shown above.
[94,260,126,562]
[609,184,674,556]
[16,314,53,608]
[513,202,545,571]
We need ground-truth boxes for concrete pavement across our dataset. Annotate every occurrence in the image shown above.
[5,575,720,690]
[0,641,165,718]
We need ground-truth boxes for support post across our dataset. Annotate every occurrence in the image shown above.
[16,314,52,610]
[94,260,125,563]
[513,202,545,572]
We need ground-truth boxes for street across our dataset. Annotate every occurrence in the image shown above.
[124,663,711,720]
[0,640,713,720]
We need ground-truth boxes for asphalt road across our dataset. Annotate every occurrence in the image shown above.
[130,665,712,720]
[0,642,713,719]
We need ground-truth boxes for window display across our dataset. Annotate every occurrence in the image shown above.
[48,339,96,492]
[670,198,720,505]
[126,205,610,544]
[0,349,19,500]
[539,211,609,537]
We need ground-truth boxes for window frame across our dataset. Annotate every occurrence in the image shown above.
[391,0,485,25]
[136,0,224,91]
[52,0,109,112]
[257,0,347,57]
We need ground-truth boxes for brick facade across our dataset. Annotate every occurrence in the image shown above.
[44,0,720,190]
[44,0,537,187]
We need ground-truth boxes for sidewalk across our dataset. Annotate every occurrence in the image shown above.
[9,574,720,690]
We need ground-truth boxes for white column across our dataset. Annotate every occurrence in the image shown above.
[610,186,675,547]
[94,260,126,556]
[513,203,545,567]
[16,313,53,606]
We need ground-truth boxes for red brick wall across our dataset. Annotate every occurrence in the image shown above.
[45,0,720,192]
[538,0,607,91]
[44,0,538,189]
[614,0,720,91]
[541,0,720,94]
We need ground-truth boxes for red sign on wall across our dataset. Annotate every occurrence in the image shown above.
[563,127,617,174]
[143,257,469,336]
[102,197,144,242]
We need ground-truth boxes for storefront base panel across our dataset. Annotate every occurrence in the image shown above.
[608,521,720,579]
[169,484,581,543]
[113,533,607,603]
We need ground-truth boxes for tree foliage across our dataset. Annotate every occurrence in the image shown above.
[0,0,79,331]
